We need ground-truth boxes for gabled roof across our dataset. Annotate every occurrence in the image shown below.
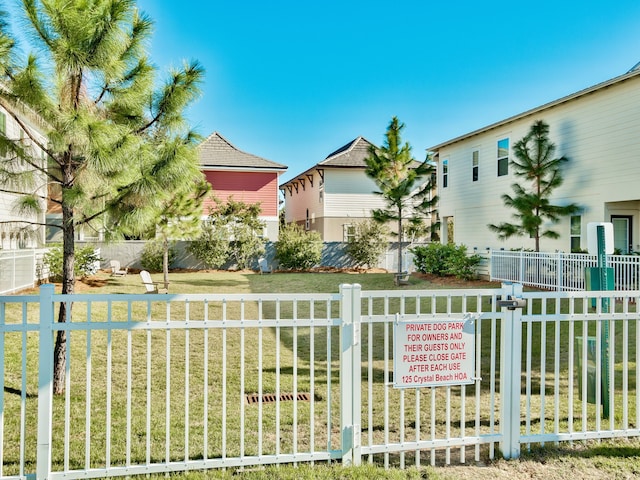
[199,132,287,171]
[279,136,374,189]
[428,67,640,151]
[319,136,374,167]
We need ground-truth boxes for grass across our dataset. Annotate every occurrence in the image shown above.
[2,270,640,479]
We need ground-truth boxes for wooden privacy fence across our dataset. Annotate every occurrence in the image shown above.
[1,284,640,478]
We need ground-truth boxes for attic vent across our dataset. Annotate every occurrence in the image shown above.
[246,392,311,405]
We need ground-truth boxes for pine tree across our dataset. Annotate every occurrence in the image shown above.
[489,120,580,251]
[155,174,211,287]
[0,0,204,393]
[365,117,438,274]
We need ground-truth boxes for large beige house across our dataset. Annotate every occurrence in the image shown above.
[280,137,388,242]
[430,65,640,254]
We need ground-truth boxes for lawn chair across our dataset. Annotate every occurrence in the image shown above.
[109,260,128,277]
[139,270,169,294]
[258,257,272,274]
[394,271,410,286]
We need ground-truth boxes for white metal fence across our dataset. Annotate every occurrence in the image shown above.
[490,250,640,291]
[1,283,639,478]
[0,249,49,294]
[515,287,640,455]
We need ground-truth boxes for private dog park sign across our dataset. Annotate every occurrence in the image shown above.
[393,314,477,388]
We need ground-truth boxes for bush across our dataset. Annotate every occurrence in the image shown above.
[188,224,229,269]
[346,219,389,268]
[228,223,266,270]
[141,240,176,272]
[188,197,266,270]
[275,223,322,270]
[412,243,481,280]
[43,245,102,281]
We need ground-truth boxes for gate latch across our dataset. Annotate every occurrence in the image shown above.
[497,295,526,310]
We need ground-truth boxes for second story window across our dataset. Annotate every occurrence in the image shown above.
[442,159,448,188]
[497,138,509,177]
[472,150,479,182]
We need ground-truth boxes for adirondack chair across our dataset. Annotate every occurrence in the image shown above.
[258,257,272,274]
[394,271,410,286]
[139,270,169,293]
[109,260,128,276]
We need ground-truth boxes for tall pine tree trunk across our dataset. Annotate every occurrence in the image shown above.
[163,235,169,288]
[53,160,76,394]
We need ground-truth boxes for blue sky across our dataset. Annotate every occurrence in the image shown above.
[9,1,640,182]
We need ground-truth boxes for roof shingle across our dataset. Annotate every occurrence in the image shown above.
[320,136,374,167]
[199,132,287,170]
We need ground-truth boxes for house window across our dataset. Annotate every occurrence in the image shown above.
[497,138,509,176]
[343,224,356,242]
[570,215,581,252]
[305,209,310,230]
[472,150,479,182]
[442,159,448,188]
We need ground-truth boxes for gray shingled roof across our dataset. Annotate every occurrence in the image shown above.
[280,136,374,189]
[199,132,287,170]
[319,136,374,167]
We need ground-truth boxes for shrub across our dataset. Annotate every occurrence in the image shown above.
[275,223,322,270]
[43,245,102,281]
[346,219,389,268]
[411,243,481,280]
[188,197,266,270]
[188,223,229,269]
[141,240,176,272]
[228,223,266,270]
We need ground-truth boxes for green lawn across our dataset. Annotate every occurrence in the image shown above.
[2,270,640,480]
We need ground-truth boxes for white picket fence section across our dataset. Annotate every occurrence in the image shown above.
[490,250,640,291]
[1,283,640,478]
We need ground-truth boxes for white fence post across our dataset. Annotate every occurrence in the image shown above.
[339,283,362,466]
[557,252,563,291]
[36,284,54,480]
[499,282,523,459]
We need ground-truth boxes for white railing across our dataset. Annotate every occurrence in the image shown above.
[2,284,640,478]
[0,249,49,294]
[516,288,640,454]
[490,250,640,291]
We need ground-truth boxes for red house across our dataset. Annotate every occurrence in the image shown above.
[199,132,287,240]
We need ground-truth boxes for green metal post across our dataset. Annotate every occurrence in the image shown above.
[597,225,610,419]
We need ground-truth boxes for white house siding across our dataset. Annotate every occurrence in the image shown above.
[322,170,389,241]
[0,105,48,249]
[324,169,379,194]
[324,193,387,218]
[437,73,640,253]
[283,169,383,240]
